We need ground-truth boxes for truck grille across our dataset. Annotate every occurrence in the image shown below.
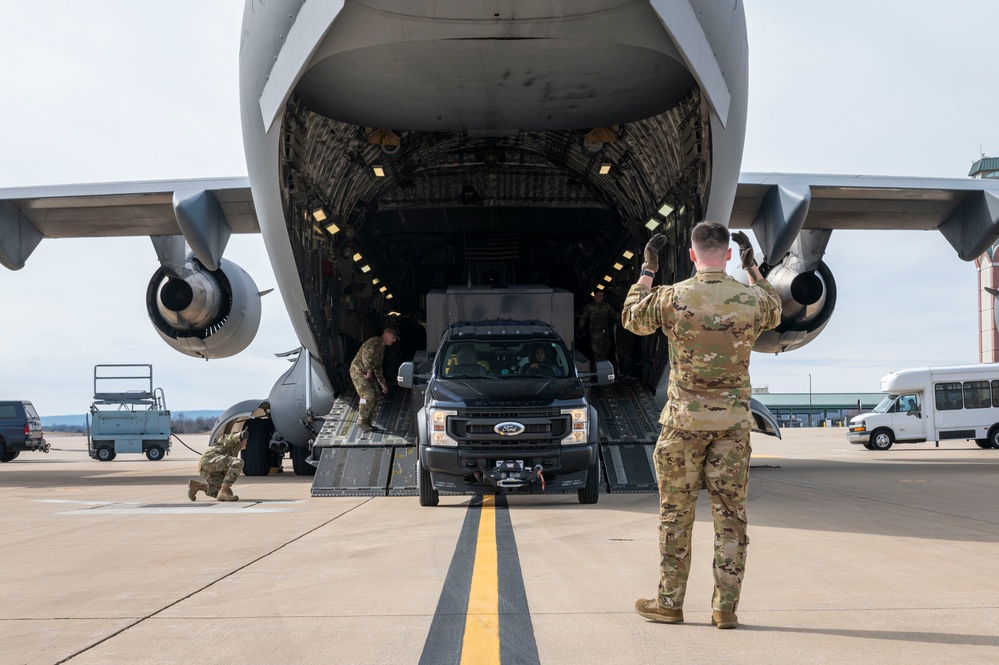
[451,407,567,447]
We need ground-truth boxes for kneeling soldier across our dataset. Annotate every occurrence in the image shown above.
[187,429,248,502]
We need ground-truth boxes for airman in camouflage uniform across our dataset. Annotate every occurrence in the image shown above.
[578,290,618,362]
[623,222,781,629]
[187,429,248,502]
[350,327,400,432]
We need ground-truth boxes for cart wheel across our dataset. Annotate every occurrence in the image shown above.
[96,446,116,462]
[145,445,165,461]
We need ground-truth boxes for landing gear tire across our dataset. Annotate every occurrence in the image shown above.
[291,444,316,476]
[418,458,439,507]
[578,457,600,505]
[96,446,116,462]
[242,420,276,476]
[145,445,165,461]
[870,430,894,451]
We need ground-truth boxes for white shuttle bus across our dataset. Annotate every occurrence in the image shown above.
[847,364,999,450]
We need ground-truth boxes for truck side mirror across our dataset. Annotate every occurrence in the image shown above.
[398,362,416,389]
[595,360,615,386]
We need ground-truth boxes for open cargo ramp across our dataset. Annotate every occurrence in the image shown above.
[310,389,417,497]
[591,378,661,494]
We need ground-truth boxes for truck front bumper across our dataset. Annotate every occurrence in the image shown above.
[423,443,597,493]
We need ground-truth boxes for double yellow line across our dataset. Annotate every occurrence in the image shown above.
[461,495,500,664]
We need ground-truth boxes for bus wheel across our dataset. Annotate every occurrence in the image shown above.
[987,425,999,449]
[862,442,875,450]
[870,430,894,451]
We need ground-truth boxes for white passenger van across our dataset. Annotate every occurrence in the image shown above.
[847,364,999,450]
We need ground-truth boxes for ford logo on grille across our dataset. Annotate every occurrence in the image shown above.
[494,421,526,436]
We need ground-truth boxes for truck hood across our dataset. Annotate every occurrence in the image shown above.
[429,377,584,406]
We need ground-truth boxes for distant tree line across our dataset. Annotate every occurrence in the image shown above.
[45,413,215,434]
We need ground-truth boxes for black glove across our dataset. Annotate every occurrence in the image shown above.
[642,233,667,273]
[731,231,756,270]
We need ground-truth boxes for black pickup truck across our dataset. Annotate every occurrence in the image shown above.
[399,319,613,506]
[0,400,49,462]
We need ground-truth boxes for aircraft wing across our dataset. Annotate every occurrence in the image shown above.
[733,172,999,262]
[0,177,256,270]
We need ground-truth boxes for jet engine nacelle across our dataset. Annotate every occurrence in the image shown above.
[750,259,837,354]
[146,256,261,359]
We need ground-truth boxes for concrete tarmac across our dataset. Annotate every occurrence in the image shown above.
[2,429,997,664]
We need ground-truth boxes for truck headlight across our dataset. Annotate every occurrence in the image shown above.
[849,420,866,433]
[561,408,588,445]
[429,409,458,447]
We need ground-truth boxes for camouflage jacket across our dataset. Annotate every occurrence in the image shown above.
[350,336,386,385]
[579,301,617,335]
[201,431,244,465]
[621,266,781,430]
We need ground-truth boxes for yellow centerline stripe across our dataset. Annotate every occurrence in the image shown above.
[461,495,500,665]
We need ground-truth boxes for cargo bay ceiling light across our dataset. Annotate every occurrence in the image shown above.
[352,252,363,262]
[324,221,340,235]
[599,163,612,175]
[658,203,674,217]
[372,165,385,177]
[645,218,660,231]
[613,262,624,270]
[372,278,380,285]
[312,206,327,222]
[622,250,634,259]
[360,264,371,273]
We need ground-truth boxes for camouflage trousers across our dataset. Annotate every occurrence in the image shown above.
[653,426,751,613]
[198,455,244,498]
[350,368,382,426]
[590,331,611,362]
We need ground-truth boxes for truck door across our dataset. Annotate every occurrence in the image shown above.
[889,394,925,441]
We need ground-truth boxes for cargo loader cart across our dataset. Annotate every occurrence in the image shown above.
[86,364,171,462]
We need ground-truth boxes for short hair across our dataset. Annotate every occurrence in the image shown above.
[691,220,729,257]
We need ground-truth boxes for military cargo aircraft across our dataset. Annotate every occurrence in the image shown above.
[3,1,999,478]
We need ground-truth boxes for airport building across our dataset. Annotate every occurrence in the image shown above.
[752,392,883,428]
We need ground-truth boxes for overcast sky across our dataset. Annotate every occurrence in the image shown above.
[1,1,998,415]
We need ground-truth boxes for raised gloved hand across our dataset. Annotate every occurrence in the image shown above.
[731,231,757,270]
[642,233,667,273]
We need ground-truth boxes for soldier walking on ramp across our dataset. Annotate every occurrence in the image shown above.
[349,327,400,432]
[621,221,781,629]
[188,429,248,502]
[578,290,618,363]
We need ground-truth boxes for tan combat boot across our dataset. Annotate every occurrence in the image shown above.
[217,483,239,502]
[635,598,684,624]
[711,610,738,629]
[187,479,208,501]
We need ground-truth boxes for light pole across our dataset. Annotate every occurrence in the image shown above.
[808,373,813,427]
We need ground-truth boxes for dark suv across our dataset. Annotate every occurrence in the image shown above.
[0,401,49,462]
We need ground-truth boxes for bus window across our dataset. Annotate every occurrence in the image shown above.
[992,380,999,407]
[963,381,990,409]
[935,382,963,410]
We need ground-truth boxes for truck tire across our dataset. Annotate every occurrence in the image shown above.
[145,445,165,461]
[1,443,19,462]
[869,429,894,451]
[291,444,316,476]
[578,457,600,504]
[418,458,439,507]
[96,446,116,462]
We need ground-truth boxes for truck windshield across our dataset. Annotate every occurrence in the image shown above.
[871,396,896,413]
[440,340,570,378]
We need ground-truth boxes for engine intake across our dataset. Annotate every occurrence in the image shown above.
[146,256,262,359]
[752,259,837,354]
